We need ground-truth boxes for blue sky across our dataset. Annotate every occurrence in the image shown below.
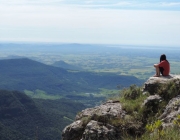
[0,0,180,46]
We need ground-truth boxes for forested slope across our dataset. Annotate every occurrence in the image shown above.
[0,90,85,140]
[0,58,143,95]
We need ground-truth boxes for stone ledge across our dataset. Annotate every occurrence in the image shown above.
[145,75,180,84]
[143,75,180,93]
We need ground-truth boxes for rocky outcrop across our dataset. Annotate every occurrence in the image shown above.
[81,120,120,140]
[143,95,161,106]
[62,100,125,140]
[62,120,85,140]
[62,75,180,140]
[143,75,180,94]
[159,95,180,127]
[76,100,125,121]
[143,75,180,125]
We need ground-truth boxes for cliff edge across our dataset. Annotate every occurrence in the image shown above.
[62,75,180,140]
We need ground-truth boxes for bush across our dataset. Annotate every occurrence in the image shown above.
[155,79,180,102]
[117,82,180,139]
[122,85,142,100]
[120,85,149,114]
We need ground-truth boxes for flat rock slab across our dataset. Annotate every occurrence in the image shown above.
[76,100,126,121]
[143,75,180,93]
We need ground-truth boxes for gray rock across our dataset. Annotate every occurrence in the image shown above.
[141,95,162,116]
[62,120,84,140]
[62,76,180,140]
[159,95,180,126]
[81,120,121,140]
[62,100,125,140]
[142,95,161,106]
[143,75,180,94]
[76,100,126,122]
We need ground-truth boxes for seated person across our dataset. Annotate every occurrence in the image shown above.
[154,54,170,77]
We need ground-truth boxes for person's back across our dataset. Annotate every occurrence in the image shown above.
[158,60,170,76]
[154,54,170,77]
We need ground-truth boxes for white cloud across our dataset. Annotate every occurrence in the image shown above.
[0,1,180,46]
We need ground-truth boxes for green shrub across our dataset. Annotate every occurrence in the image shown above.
[120,85,149,115]
[143,124,180,140]
[155,79,180,102]
[81,116,92,127]
[123,118,180,140]
[122,85,142,100]
[173,114,180,127]
[117,82,180,139]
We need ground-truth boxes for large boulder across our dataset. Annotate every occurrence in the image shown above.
[143,75,180,94]
[81,120,121,140]
[143,95,161,106]
[62,100,125,140]
[76,100,126,122]
[62,120,84,140]
[143,75,180,128]
[159,95,180,127]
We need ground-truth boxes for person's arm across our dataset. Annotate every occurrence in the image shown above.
[154,63,160,76]
[154,64,159,67]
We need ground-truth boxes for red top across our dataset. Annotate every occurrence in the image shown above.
[158,60,170,76]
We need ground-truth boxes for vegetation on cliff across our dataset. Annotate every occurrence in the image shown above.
[62,77,180,140]
[116,79,180,140]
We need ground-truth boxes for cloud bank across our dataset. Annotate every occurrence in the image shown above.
[0,0,180,46]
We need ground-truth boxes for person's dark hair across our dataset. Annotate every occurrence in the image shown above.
[160,54,166,62]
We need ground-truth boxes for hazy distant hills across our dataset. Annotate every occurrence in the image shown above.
[52,60,83,71]
[0,58,143,95]
[0,58,83,94]
[0,43,121,53]
[0,90,85,140]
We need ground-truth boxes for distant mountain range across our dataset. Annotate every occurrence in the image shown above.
[0,58,143,140]
[0,58,143,96]
[0,43,122,53]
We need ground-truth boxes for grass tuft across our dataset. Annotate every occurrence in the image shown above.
[116,81,180,139]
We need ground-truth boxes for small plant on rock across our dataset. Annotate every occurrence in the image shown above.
[173,114,180,127]
[120,84,149,115]
[145,120,164,140]
[156,79,180,102]
[122,85,142,100]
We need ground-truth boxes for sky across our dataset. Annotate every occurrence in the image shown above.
[0,0,180,46]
